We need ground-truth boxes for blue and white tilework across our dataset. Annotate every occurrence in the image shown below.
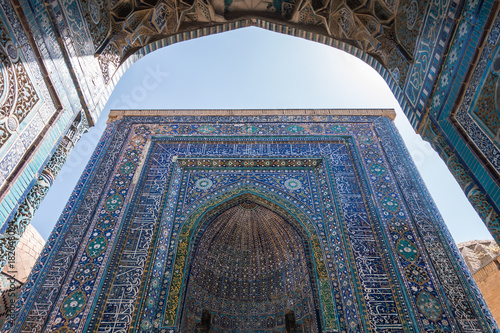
[2,113,497,333]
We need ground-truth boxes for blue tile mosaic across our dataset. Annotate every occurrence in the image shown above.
[3,113,497,332]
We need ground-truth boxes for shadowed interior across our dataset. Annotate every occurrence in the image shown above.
[182,201,318,332]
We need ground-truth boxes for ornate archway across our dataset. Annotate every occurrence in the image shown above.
[180,194,321,332]
[158,183,338,332]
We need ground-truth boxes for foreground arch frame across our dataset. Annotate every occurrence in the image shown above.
[3,109,498,332]
[0,1,499,266]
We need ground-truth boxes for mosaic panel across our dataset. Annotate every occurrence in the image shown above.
[0,273,21,327]
[2,2,499,294]
[375,115,499,331]
[159,173,337,332]
[4,114,496,333]
[1,0,488,272]
[428,0,487,120]
[0,12,41,148]
[54,0,459,126]
[420,118,500,244]
[2,122,123,332]
[0,0,106,262]
[403,0,459,110]
[422,0,500,196]
[55,0,107,112]
[454,11,500,171]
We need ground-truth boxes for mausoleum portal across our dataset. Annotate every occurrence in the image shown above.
[2,109,498,332]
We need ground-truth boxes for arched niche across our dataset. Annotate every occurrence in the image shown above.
[181,196,318,332]
[160,187,338,331]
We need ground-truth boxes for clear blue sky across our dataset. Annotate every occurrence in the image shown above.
[31,27,492,244]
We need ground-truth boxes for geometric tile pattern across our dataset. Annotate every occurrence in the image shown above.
[2,111,497,332]
[182,203,319,331]
[0,0,89,264]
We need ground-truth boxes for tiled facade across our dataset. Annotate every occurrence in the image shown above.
[470,261,500,327]
[2,109,497,332]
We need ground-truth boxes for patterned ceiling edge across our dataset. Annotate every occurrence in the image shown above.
[177,158,322,169]
[107,109,397,122]
[110,17,413,126]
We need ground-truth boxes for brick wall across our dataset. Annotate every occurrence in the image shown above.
[2,224,45,283]
[474,259,500,326]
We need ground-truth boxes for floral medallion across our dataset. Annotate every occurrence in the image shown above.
[285,178,302,190]
[286,125,305,133]
[61,290,86,319]
[86,235,108,258]
[416,291,443,322]
[96,215,116,231]
[388,217,410,234]
[397,238,419,262]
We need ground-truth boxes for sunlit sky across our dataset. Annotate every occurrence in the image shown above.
[31,27,492,243]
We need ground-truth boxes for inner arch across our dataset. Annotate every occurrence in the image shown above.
[111,22,405,115]
[181,200,318,332]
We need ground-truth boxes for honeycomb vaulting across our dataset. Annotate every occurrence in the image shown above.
[183,202,318,331]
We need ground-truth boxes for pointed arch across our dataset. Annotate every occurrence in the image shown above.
[100,20,409,125]
[162,182,339,331]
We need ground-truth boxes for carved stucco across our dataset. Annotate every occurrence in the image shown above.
[97,0,420,74]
